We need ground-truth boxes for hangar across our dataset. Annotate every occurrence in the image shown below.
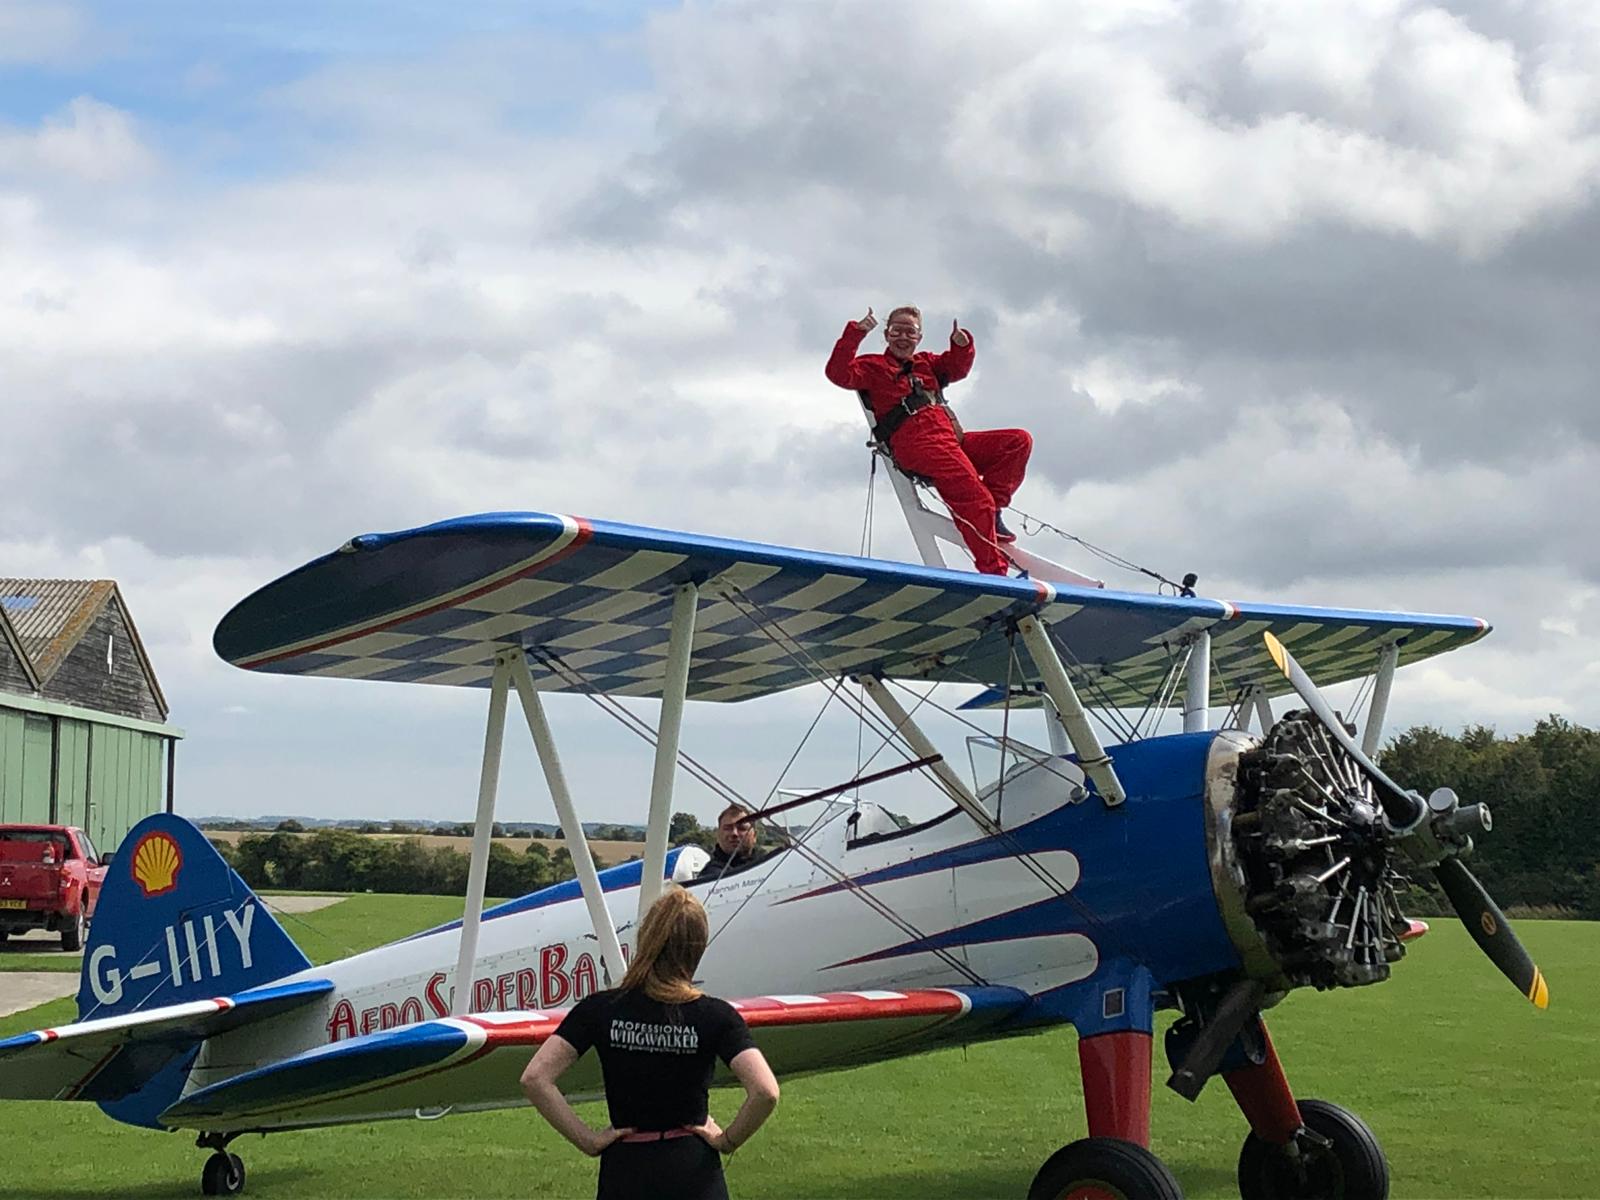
[0,578,182,849]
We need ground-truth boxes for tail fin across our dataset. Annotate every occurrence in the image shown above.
[80,814,312,1022]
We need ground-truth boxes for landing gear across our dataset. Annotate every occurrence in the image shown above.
[197,1132,246,1195]
[1237,1099,1388,1200]
[200,1152,245,1196]
[1028,1137,1183,1200]
[1035,1028,1182,1198]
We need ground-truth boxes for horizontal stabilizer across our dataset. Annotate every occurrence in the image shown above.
[161,985,1027,1133]
[0,978,333,1103]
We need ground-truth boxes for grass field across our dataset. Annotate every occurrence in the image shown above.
[1,896,1595,1199]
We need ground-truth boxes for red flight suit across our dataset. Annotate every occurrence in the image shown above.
[826,322,1032,575]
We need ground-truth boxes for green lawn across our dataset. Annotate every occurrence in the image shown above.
[1,896,1595,1199]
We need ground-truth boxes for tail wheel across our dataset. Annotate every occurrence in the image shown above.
[1028,1137,1184,1200]
[1238,1098,1389,1200]
[61,904,85,953]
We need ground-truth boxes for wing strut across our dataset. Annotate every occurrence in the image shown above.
[1015,615,1127,806]
[1182,631,1212,733]
[1361,642,1400,757]
[859,676,997,834]
[508,650,628,985]
[450,651,512,1016]
[638,582,698,921]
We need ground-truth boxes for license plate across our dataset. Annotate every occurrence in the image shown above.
[0,899,27,909]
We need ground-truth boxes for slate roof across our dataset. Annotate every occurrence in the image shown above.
[0,578,168,717]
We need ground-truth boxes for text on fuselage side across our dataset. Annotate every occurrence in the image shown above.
[325,941,614,1042]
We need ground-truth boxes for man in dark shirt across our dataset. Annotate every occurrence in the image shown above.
[825,304,1032,576]
[696,804,758,880]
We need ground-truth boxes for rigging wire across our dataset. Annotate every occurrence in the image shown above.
[1006,502,1191,594]
[530,648,988,986]
[718,582,1148,964]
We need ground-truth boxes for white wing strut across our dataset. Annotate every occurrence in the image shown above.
[452,648,631,1011]
[1361,642,1400,757]
[1016,615,1126,806]
[1183,631,1212,733]
[859,676,996,835]
[508,651,628,985]
[450,653,511,1016]
[638,582,698,921]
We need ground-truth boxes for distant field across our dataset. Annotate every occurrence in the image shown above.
[201,828,646,866]
[1,899,1595,1199]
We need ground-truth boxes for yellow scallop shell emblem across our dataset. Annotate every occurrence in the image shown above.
[131,833,182,898]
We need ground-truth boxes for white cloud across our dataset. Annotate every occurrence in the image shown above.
[0,0,90,65]
[0,95,155,183]
[3,2,1599,819]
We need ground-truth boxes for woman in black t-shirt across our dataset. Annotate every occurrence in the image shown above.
[521,887,780,1200]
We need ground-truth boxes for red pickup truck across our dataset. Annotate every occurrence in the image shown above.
[0,825,108,951]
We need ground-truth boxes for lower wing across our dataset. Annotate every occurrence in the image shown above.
[161,986,1029,1133]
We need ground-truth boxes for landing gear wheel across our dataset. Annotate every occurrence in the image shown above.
[200,1151,245,1196]
[1238,1098,1388,1200]
[1028,1137,1184,1200]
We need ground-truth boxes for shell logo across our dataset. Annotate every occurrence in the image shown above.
[131,833,183,898]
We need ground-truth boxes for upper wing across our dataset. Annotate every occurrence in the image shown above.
[0,979,333,1102]
[214,512,1488,707]
[160,986,1027,1133]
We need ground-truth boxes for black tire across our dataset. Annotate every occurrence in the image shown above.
[1238,1098,1389,1200]
[60,905,85,953]
[1028,1137,1184,1200]
[200,1151,245,1196]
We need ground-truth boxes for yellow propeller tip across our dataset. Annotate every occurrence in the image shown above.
[1530,969,1549,1009]
[1263,631,1288,675]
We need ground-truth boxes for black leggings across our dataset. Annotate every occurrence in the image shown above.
[597,1137,728,1200]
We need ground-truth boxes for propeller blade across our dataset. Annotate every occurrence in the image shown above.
[1434,857,1549,1009]
[1261,632,1419,824]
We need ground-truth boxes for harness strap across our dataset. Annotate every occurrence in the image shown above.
[861,358,951,433]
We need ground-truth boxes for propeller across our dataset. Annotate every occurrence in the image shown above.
[1262,632,1548,1010]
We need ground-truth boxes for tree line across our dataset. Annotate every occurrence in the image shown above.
[1380,716,1600,919]
[212,829,594,898]
[211,815,716,898]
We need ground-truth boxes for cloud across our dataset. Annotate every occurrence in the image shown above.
[0,0,91,65]
[0,95,154,181]
[3,2,1599,821]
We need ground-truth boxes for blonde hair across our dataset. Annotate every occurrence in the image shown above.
[885,305,922,329]
[619,887,708,1004]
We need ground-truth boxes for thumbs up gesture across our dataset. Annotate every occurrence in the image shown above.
[855,307,878,333]
[950,318,970,348]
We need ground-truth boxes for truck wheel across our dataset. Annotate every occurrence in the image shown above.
[61,905,85,952]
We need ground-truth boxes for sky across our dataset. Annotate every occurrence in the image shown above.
[4,0,1598,829]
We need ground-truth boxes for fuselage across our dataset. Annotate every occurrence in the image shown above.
[185,732,1248,1106]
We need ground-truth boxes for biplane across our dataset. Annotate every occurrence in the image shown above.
[0,507,1545,1200]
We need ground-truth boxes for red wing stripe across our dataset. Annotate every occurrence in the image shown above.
[239,517,594,669]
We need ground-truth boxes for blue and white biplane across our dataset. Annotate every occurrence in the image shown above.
[0,509,1545,1199]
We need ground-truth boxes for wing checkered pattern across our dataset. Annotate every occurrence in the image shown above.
[215,513,1488,706]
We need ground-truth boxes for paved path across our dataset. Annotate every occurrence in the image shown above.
[0,973,81,1019]
[0,895,347,1019]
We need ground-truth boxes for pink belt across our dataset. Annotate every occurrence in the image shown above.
[620,1128,695,1144]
